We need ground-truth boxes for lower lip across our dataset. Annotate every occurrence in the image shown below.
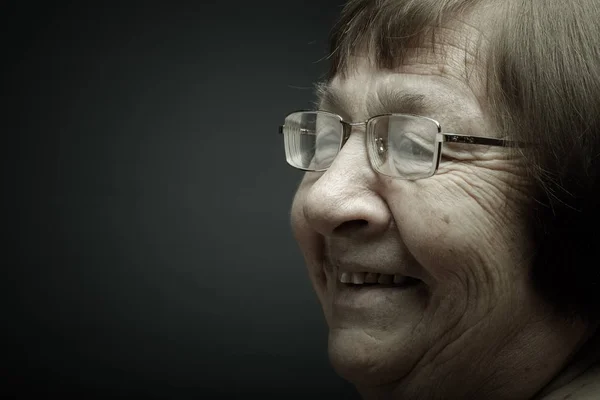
[332,279,424,309]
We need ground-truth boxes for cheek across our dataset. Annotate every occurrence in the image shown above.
[290,179,318,242]
[386,181,525,299]
[290,187,312,259]
[290,174,319,239]
[290,184,325,280]
[291,185,332,315]
[290,189,305,240]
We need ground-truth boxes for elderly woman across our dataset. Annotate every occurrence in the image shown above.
[280,0,600,398]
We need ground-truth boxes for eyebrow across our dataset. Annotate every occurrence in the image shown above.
[315,82,431,118]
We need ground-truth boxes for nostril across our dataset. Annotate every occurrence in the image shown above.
[333,219,369,236]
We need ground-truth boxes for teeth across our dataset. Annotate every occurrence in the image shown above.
[351,272,365,284]
[365,272,379,283]
[340,272,351,283]
[339,271,415,286]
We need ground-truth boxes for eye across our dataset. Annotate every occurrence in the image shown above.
[313,128,341,165]
[389,131,435,175]
[391,132,433,158]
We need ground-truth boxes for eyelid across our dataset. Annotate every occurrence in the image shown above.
[401,132,435,153]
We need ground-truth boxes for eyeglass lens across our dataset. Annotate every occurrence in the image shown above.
[283,112,439,179]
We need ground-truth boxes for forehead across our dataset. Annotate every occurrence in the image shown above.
[319,19,490,125]
[320,60,485,133]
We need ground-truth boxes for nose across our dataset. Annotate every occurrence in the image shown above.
[301,129,392,238]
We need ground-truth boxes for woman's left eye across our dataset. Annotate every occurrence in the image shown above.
[314,129,340,163]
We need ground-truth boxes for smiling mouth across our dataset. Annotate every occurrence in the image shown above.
[339,271,421,287]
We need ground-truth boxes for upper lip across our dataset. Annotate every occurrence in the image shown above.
[325,242,424,280]
[332,262,406,276]
[326,254,418,278]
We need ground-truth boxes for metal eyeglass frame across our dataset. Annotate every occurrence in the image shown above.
[278,110,517,179]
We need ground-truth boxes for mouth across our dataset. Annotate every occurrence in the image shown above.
[338,271,422,288]
[331,270,426,311]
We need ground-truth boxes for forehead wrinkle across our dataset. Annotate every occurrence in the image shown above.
[318,46,485,127]
[411,19,490,96]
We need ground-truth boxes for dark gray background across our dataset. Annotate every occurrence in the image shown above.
[3,2,360,398]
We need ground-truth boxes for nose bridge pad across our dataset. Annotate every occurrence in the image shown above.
[339,122,365,149]
[340,124,352,148]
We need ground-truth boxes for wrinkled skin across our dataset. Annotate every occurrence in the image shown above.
[290,23,589,399]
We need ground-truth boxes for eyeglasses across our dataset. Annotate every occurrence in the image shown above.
[278,110,517,180]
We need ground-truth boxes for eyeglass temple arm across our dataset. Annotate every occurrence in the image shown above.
[441,133,515,147]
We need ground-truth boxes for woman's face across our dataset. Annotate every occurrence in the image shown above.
[290,38,587,398]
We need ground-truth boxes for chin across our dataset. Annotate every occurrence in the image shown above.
[327,327,412,387]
